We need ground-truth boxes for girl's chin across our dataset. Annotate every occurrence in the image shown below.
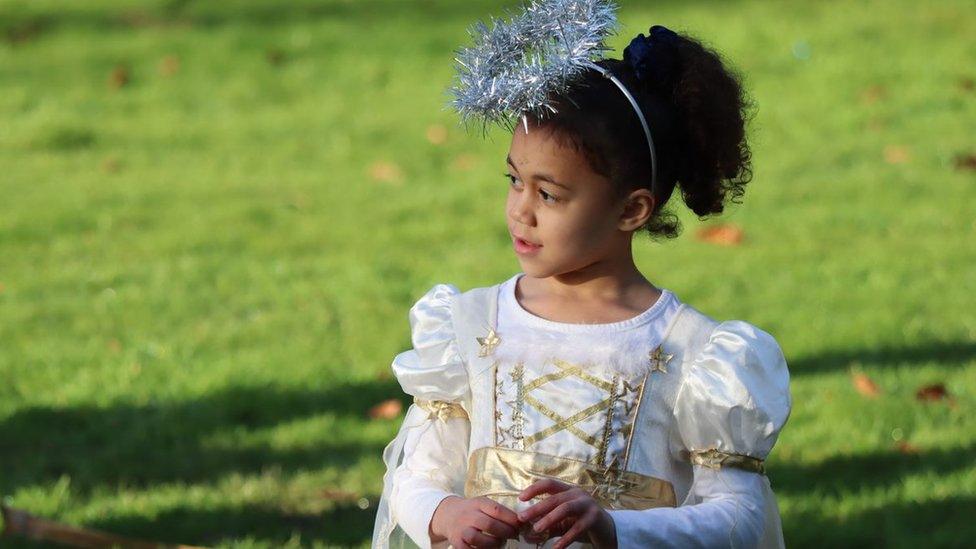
[517,264,554,278]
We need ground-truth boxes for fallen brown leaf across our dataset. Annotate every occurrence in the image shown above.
[953,153,976,172]
[851,372,881,398]
[108,64,130,89]
[319,488,360,502]
[369,398,403,420]
[426,124,448,145]
[266,48,286,66]
[959,77,975,92]
[695,224,744,246]
[860,84,886,105]
[101,156,122,174]
[159,54,180,77]
[107,339,122,354]
[368,161,403,184]
[895,440,920,455]
[883,145,911,165]
[915,383,949,402]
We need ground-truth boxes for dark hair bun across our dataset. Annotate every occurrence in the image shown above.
[666,30,753,218]
[523,27,754,240]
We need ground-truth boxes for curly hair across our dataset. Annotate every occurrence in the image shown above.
[523,30,754,240]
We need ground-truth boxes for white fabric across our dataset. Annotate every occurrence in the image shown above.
[611,467,769,548]
[373,284,470,549]
[671,320,792,461]
[494,273,682,379]
[491,273,681,466]
[658,318,792,549]
[390,403,468,549]
[373,274,791,549]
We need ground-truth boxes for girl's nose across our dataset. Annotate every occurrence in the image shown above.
[509,190,535,226]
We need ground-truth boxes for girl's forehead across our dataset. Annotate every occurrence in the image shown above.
[508,127,616,199]
[509,126,586,170]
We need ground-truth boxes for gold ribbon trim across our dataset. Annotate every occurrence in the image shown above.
[414,398,468,421]
[689,448,766,474]
[464,446,676,511]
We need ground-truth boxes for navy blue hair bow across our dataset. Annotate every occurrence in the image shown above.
[623,25,681,93]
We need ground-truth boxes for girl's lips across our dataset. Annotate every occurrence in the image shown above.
[514,237,542,255]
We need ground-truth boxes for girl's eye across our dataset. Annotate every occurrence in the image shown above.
[504,173,522,188]
[504,173,558,204]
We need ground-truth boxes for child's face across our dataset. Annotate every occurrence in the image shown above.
[505,124,636,279]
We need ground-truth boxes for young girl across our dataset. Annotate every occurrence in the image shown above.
[371,9,791,549]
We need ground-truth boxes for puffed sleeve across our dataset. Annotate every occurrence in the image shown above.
[610,320,792,549]
[672,320,791,464]
[372,284,471,549]
[391,283,469,406]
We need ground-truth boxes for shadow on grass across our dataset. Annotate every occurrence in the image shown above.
[782,496,976,548]
[0,380,409,496]
[85,499,376,547]
[5,495,973,548]
[788,339,976,376]
[772,443,976,547]
[769,442,976,496]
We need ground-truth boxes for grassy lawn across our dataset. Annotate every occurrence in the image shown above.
[1,0,974,547]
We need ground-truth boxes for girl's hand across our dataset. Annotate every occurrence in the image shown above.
[429,495,520,549]
[516,479,618,549]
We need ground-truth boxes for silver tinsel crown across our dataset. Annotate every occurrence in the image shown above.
[449,0,619,133]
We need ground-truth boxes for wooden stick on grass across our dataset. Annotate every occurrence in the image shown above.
[1,499,206,549]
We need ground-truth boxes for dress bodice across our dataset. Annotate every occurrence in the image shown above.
[489,272,682,469]
[373,275,791,549]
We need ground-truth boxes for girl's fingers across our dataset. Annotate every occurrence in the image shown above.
[473,513,518,540]
[523,528,549,544]
[461,526,505,548]
[519,478,571,501]
[524,516,572,544]
[549,516,576,536]
[477,498,520,528]
[518,490,574,523]
[533,498,588,533]
[552,506,599,549]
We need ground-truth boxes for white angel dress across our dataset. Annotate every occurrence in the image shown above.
[372,273,791,548]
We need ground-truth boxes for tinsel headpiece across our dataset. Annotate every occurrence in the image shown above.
[450,0,666,195]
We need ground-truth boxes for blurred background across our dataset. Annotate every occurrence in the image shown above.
[0,0,973,547]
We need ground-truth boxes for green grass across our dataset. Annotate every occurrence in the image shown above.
[1,0,974,547]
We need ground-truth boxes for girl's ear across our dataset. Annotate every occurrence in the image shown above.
[618,188,656,232]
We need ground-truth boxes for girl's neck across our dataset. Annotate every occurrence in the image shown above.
[517,261,662,324]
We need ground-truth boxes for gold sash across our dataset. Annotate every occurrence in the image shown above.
[689,448,766,474]
[464,446,676,511]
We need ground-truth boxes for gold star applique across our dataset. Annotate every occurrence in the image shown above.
[590,455,632,505]
[649,345,673,374]
[477,327,501,357]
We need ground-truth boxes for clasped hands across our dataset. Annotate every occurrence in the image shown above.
[429,479,617,549]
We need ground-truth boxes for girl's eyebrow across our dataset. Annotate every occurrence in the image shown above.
[506,155,572,190]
